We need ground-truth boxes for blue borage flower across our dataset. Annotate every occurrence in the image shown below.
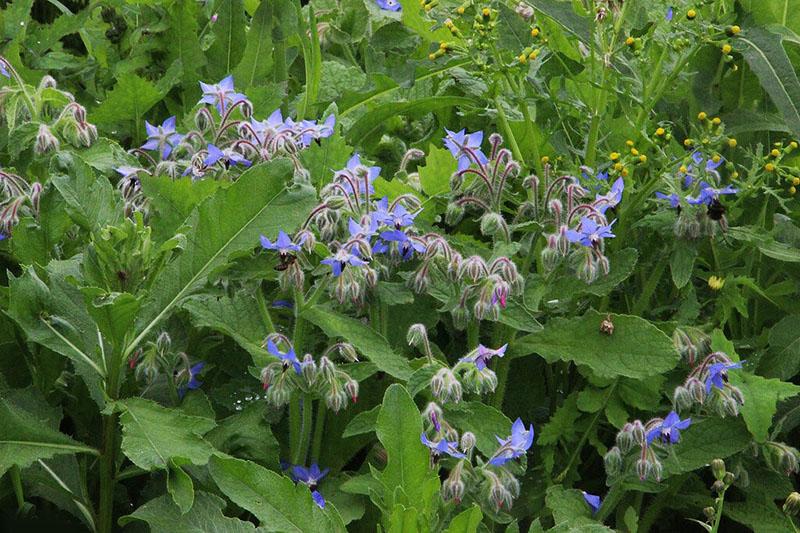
[594,177,624,214]
[288,463,329,508]
[266,339,302,375]
[334,154,381,196]
[141,116,183,159]
[178,361,205,398]
[705,360,744,393]
[202,143,252,168]
[582,491,602,514]
[321,247,367,277]
[199,75,248,114]
[687,182,738,206]
[666,6,674,21]
[260,230,302,255]
[379,229,426,260]
[0,62,9,78]
[565,216,616,248]
[444,128,489,172]
[460,344,507,371]
[489,418,534,466]
[420,433,466,459]
[376,0,401,11]
[645,411,691,445]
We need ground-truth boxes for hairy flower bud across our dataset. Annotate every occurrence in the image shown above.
[459,255,488,283]
[319,356,336,382]
[301,354,317,383]
[604,446,623,475]
[783,492,800,516]
[39,75,58,89]
[673,386,694,411]
[35,124,60,154]
[338,343,359,363]
[630,420,646,446]
[442,476,465,503]
[711,459,726,481]
[407,323,428,348]
[480,211,507,239]
[326,387,347,412]
[460,431,476,452]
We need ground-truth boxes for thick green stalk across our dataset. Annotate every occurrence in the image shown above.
[10,466,24,511]
[289,287,308,464]
[310,402,327,462]
[710,489,727,533]
[255,284,275,333]
[595,482,624,522]
[293,394,314,465]
[493,95,524,166]
[97,349,123,533]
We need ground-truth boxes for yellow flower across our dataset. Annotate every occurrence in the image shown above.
[687,9,696,19]
[541,156,550,164]
[765,163,775,172]
[771,148,781,157]
[456,5,465,14]
[791,186,797,195]
[482,7,490,16]
[791,141,798,150]
[626,139,634,147]
[708,276,725,291]
[729,25,741,35]
[722,44,732,54]
[655,127,665,136]
[679,165,688,174]
[529,50,539,60]
[728,138,737,148]
[531,27,540,38]
[639,154,647,163]
[625,36,635,46]
[631,148,639,156]
[610,152,620,160]
[614,162,623,171]
[697,111,707,121]
[793,177,800,186]
[684,139,694,147]
[712,117,721,125]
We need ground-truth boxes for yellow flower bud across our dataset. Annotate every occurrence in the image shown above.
[729,25,741,35]
[791,141,798,149]
[626,140,634,147]
[731,171,739,179]
[679,165,688,173]
[457,5,465,14]
[722,44,732,54]
[684,138,694,147]
[529,50,539,60]
[625,36,635,46]
[712,155,721,163]
[765,163,775,172]
[482,7,490,16]
[621,168,629,177]
[792,177,800,186]
[697,111,707,121]
[687,9,696,19]
[655,127,665,136]
[541,156,549,164]
[428,53,436,60]
[614,162,623,171]
[728,138,737,148]
[518,54,527,63]
[712,117,721,125]
[791,186,797,195]
[639,154,647,163]
[771,149,781,157]
[610,152,620,160]
[631,148,639,156]
[708,276,725,291]
[531,27,540,37]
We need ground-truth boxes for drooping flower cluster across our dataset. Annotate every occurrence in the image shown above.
[122,75,334,186]
[0,170,41,237]
[527,165,623,283]
[128,331,205,402]
[258,333,359,412]
[673,352,745,417]
[420,404,534,512]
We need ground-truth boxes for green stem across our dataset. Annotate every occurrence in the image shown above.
[255,284,276,334]
[630,259,666,316]
[310,402,327,462]
[554,379,618,483]
[97,411,119,533]
[595,482,624,522]
[10,466,24,511]
[492,357,510,410]
[637,474,688,533]
[466,322,479,350]
[710,488,727,533]
[293,394,314,465]
[493,95,524,166]
[289,287,308,464]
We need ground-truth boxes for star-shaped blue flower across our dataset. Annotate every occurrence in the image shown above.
[655,191,681,208]
[321,247,367,276]
[705,360,744,393]
[687,182,737,206]
[178,362,205,398]
[582,491,601,514]
[337,154,380,195]
[198,75,248,114]
[260,230,301,255]
[379,230,426,260]
[489,418,534,466]
[141,116,183,159]
[376,0,401,11]
[203,144,252,168]
[595,177,624,214]
[444,128,489,172]
[461,344,507,371]
[420,433,466,458]
[645,411,691,445]
[266,339,302,374]
[565,217,616,247]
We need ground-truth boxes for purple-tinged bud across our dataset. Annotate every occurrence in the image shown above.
[211,12,219,23]
[703,507,716,520]
[515,2,534,19]
[548,198,563,219]
[686,377,706,403]
[35,124,59,154]
[78,123,98,146]
[407,323,428,348]
[296,229,316,252]
[195,107,214,132]
[442,476,465,503]
[430,370,445,398]
[711,480,726,493]
[577,256,599,283]
[301,354,317,383]
[541,246,560,272]
[459,255,488,283]
[39,75,58,89]
[411,265,430,293]
[557,226,570,255]
[71,103,87,123]
[363,267,378,289]
[783,492,800,516]
[636,459,650,480]
[423,402,443,432]
[597,254,610,275]
[344,378,359,403]
[490,483,513,511]
[604,446,623,474]
[461,431,476,452]
[720,396,740,417]
[780,447,799,475]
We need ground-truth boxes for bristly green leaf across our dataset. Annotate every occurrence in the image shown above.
[115,397,217,471]
[90,74,163,137]
[120,491,264,531]
[375,384,436,511]
[302,306,414,379]
[738,26,800,138]
[444,505,483,533]
[511,310,680,379]
[129,159,316,359]
[209,455,345,532]
[206,0,247,80]
[167,460,195,514]
[233,0,274,89]
[0,395,98,477]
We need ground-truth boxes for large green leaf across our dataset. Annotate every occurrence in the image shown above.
[128,160,316,359]
[511,310,680,379]
[302,306,413,379]
[182,291,266,362]
[165,1,206,92]
[444,505,483,533]
[418,144,457,197]
[531,0,592,43]
[140,176,223,244]
[759,314,800,379]
[0,396,98,477]
[346,96,474,144]
[51,152,122,231]
[120,491,264,532]
[730,372,800,442]
[206,403,281,469]
[233,0,274,89]
[206,0,247,79]
[443,402,511,456]
[209,456,345,532]
[114,398,217,471]
[91,74,163,130]
[546,485,610,529]
[662,417,751,475]
[738,26,800,138]
[376,384,436,510]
